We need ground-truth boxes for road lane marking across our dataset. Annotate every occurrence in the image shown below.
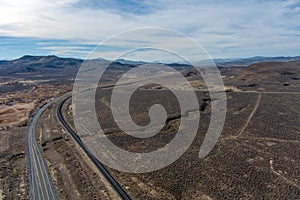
[30,136,46,200]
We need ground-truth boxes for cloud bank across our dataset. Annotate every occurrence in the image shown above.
[0,0,299,60]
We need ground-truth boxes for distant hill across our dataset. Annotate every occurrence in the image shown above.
[215,55,300,67]
[0,55,192,78]
[0,55,133,84]
[241,60,300,80]
[225,60,300,92]
[1,55,300,85]
[0,55,82,80]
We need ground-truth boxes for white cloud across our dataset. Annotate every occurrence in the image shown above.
[0,0,299,59]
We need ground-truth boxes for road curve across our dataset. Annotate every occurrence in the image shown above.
[26,94,70,200]
[57,96,132,200]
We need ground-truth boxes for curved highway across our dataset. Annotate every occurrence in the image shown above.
[57,96,132,200]
[26,96,67,200]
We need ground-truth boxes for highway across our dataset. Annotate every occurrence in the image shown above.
[26,96,66,200]
[56,96,132,200]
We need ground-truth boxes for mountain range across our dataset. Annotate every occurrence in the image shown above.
[0,55,300,83]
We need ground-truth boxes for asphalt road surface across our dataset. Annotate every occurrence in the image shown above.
[57,96,132,200]
[26,92,131,200]
[26,94,69,200]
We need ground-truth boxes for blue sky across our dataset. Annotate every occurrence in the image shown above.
[0,0,299,61]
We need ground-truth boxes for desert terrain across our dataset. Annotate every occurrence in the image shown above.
[0,56,299,199]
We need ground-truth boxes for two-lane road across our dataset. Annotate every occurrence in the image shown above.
[57,96,132,200]
[26,94,69,200]
[26,92,131,200]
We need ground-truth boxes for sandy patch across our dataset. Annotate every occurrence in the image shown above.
[0,102,34,128]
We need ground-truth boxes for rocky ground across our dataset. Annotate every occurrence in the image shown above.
[36,99,120,200]
[0,57,299,199]
[60,61,300,199]
[0,82,71,199]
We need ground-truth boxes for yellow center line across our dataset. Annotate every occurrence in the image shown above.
[30,137,45,200]
[30,142,35,199]
[30,132,50,200]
